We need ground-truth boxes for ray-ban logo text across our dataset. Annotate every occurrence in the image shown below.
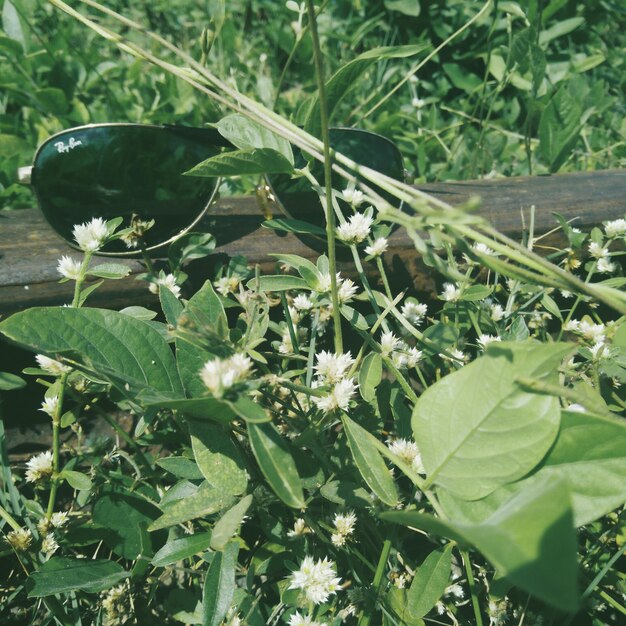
[54,137,83,153]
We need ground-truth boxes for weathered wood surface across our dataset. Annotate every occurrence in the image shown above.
[1,169,625,316]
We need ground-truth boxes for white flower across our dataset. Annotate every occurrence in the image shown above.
[441,282,461,302]
[446,583,465,599]
[387,438,425,474]
[490,304,505,322]
[337,278,359,303]
[604,218,626,238]
[411,97,425,108]
[472,242,495,256]
[588,241,609,259]
[313,378,357,413]
[402,301,428,326]
[215,275,241,296]
[567,403,586,413]
[41,533,59,556]
[72,217,110,252]
[565,319,605,343]
[341,185,365,207]
[5,527,32,552]
[288,556,342,605]
[314,351,354,384]
[442,348,467,364]
[364,237,388,257]
[477,334,501,350]
[560,290,573,299]
[597,257,616,273]
[337,213,374,244]
[200,354,253,397]
[36,354,72,376]
[330,533,346,547]
[56,255,82,280]
[51,511,69,528]
[39,396,59,418]
[287,518,311,538]
[589,342,609,360]
[149,273,181,298]
[333,511,357,537]
[25,451,54,483]
[293,294,314,310]
[405,347,423,368]
[289,611,328,626]
[380,331,401,356]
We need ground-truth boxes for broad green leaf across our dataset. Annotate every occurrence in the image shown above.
[151,532,213,567]
[0,308,184,398]
[539,87,582,172]
[87,263,131,279]
[150,483,235,531]
[156,456,204,480]
[27,558,129,597]
[459,284,493,301]
[414,342,572,500]
[202,541,239,626]
[160,287,184,326]
[304,44,429,136]
[320,480,372,508]
[93,493,161,559]
[217,114,293,164]
[406,544,453,618]
[384,0,420,16]
[211,494,253,550]
[248,422,305,509]
[189,420,248,496]
[383,476,579,611]
[538,17,585,46]
[270,254,321,287]
[0,371,26,390]
[145,397,236,423]
[168,232,216,269]
[341,305,369,330]
[185,148,294,177]
[342,415,399,506]
[2,0,26,50]
[443,63,482,93]
[359,353,382,402]
[251,275,308,292]
[384,588,425,626]
[61,470,92,491]
[226,395,272,423]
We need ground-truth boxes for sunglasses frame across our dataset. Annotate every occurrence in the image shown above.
[24,122,228,257]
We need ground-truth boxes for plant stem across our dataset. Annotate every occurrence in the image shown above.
[306,0,343,353]
[462,549,484,626]
[0,503,21,531]
[358,538,392,626]
[46,371,69,518]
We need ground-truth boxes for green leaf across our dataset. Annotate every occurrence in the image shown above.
[248,422,305,509]
[406,544,453,618]
[270,254,321,287]
[320,480,372,508]
[189,420,248,496]
[459,284,493,301]
[151,532,213,567]
[28,558,129,597]
[304,43,429,136]
[226,395,272,423]
[383,476,579,611]
[150,483,235,531]
[156,456,204,480]
[87,263,131,279]
[2,0,26,50]
[414,342,572,500]
[341,305,369,330]
[262,218,327,237]
[342,415,399,507]
[93,493,161,559]
[0,308,184,399]
[251,275,308,292]
[202,541,239,626]
[168,232,216,270]
[146,397,236,423]
[384,0,420,17]
[359,353,382,402]
[211,494,253,550]
[0,371,26,390]
[538,17,585,46]
[217,114,293,164]
[60,470,92,491]
[185,148,294,177]
[160,286,184,326]
[539,87,583,172]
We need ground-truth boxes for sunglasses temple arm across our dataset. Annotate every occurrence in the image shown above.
[18,166,33,185]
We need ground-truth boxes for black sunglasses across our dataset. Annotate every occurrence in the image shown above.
[21,123,405,256]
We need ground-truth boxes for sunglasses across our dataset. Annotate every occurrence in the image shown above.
[20,123,405,256]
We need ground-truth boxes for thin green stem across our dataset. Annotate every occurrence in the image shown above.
[306,0,342,353]
[0,503,22,532]
[358,538,392,626]
[46,371,69,519]
[71,251,94,308]
[462,549,484,626]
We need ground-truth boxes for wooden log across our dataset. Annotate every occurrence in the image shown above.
[0,169,625,316]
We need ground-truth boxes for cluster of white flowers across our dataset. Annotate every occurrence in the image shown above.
[25,450,54,483]
[38,511,69,536]
[311,352,358,413]
[215,275,241,296]
[72,217,111,252]
[314,351,354,384]
[401,300,428,326]
[588,240,615,273]
[341,185,365,207]
[563,319,606,344]
[441,348,467,365]
[36,354,72,376]
[200,353,253,397]
[41,533,59,556]
[39,395,59,418]
[477,334,501,350]
[5,527,32,552]
[364,237,388,257]
[387,438,425,474]
[288,612,327,626]
[57,255,82,280]
[604,218,626,238]
[313,378,357,414]
[380,331,401,356]
[337,212,374,244]
[101,584,128,623]
[441,282,461,302]
[331,511,357,547]
[289,556,342,605]
[287,518,312,538]
[490,303,505,322]
[149,273,181,298]
[316,272,359,304]
[293,294,314,311]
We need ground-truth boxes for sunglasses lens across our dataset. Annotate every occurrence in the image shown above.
[268,128,404,228]
[33,126,221,252]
